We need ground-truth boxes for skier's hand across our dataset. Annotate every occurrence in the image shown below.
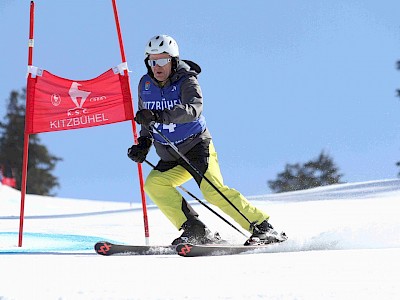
[134,109,161,126]
[127,136,152,163]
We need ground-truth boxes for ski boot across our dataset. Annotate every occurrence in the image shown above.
[244,220,288,246]
[171,218,223,245]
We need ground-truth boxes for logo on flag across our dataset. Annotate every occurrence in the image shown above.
[51,94,61,106]
[67,82,90,116]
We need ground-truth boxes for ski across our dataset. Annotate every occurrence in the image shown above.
[176,242,276,257]
[95,240,284,257]
[94,241,175,256]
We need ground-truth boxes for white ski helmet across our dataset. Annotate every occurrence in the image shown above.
[144,35,179,58]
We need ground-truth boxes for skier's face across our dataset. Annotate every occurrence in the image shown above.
[149,53,172,83]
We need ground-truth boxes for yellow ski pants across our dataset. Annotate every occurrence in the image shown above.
[144,141,269,231]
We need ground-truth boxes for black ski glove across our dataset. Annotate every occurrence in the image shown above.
[134,109,161,126]
[127,136,152,163]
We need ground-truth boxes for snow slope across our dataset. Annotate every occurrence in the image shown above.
[1,179,400,299]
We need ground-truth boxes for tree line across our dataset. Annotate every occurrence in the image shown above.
[1,81,399,196]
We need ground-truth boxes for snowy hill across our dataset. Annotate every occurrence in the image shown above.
[1,179,400,299]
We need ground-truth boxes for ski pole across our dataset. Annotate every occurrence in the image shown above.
[144,159,248,237]
[149,124,254,228]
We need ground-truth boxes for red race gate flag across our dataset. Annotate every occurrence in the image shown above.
[25,64,133,134]
[19,1,149,247]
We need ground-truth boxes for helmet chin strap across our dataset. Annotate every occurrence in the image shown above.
[171,57,179,73]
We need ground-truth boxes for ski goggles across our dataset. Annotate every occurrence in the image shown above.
[148,58,172,67]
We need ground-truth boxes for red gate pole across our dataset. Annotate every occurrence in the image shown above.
[111,0,150,244]
[19,0,35,247]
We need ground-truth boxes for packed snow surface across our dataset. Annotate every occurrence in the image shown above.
[1,179,400,299]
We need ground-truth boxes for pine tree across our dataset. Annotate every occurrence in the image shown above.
[0,89,62,195]
[396,61,400,98]
[395,60,400,175]
[268,151,344,193]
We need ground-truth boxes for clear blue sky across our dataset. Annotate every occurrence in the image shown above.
[0,0,399,202]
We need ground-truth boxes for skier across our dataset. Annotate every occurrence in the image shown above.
[128,35,286,246]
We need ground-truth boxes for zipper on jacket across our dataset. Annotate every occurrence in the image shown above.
[160,88,166,101]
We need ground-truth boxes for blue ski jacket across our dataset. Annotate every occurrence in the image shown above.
[138,60,212,161]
